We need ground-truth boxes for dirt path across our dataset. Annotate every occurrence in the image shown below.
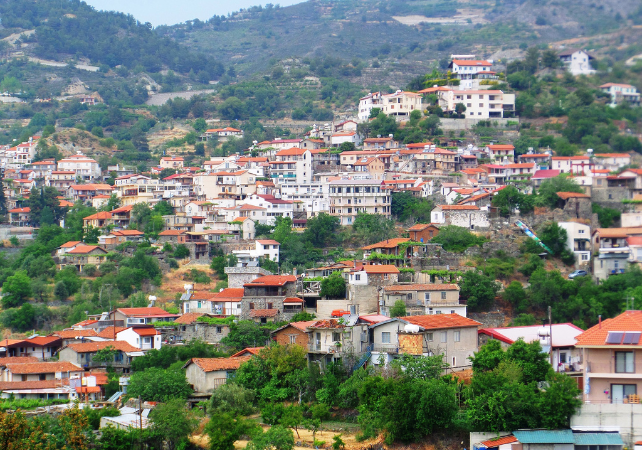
[157,263,217,305]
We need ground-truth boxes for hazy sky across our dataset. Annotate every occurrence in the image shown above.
[83,0,304,26]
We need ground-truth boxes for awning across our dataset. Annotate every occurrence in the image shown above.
[573,433,623,446]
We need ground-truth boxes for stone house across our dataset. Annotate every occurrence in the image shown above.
[306,319,369,368]
[158,315,230,345]
[157,230,187,244]
[555,192,592,220]
[407,223,440,243]
[183,356,251,393]
[430,205,490,230]
[271,321,316,347]
[240,275,303,322]
[396,314,481,371]
[57,341,141,373]
[1,361,82,382]
[60,245,108,273]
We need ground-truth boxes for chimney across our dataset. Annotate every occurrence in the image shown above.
[599,315,602,328]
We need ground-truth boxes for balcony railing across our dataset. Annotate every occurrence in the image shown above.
[372,344,399,354]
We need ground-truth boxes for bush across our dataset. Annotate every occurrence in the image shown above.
[54,281,69,301]
[173,245,190,259]
[168,258,179,269]
[431,225,485,252]
[83,264,97,277]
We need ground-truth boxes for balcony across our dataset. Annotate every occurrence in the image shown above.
[586,362,642,378]
[372,344,399,354]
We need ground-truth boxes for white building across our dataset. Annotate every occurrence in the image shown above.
[269,148,312,185]
[551,156,592,175]
[558,222,591,267]
[599,83,640,107]
[233,239,280,265]
[429,88,515,119]
[558,49,595,76]
[593,153,632,172]
[279,182,330,216]
[328,179,391,225]
[115,327,162,351]
[57,152,102,180]
[358,92,384,121]
[381,90,423,121]
[243,194,294,225]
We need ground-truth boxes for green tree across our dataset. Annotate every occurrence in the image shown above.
[536,175,584,209]
[173,244,191,259]
[538,372,582,428]
[127,368,193,402]
[352,213,396,245]
[206,413,258,450]
[338,142,356,153]
[54,281,69,301]
[221,321,268,351]
[390,354,447,380]
[304,213,340,247]
[459,270,500,311]
[431,225,485,252]
[503,281,528,313]
[592,203,621,228]
[92,346,118,366]
[248,425,294,450]
[210,383,256,416]
[148,398,198,450]
[320,271,346,299]
[389,300,407,318]
[2,270,32,308]
[492,186,534,217]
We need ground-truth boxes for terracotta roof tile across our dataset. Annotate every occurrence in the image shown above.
[362,238,410,250]
[362,265,400,274]
[249,309,279,318]
[6,361,82,374]
[174,313,204,324]
[0,356,39,366]
[384,284,459,292]
[64,341,141,353]
[244,275,296,287]
[556,192,590,200]
[437,205,480,211]
[97,327,127,339]
[52,330,98,339]
[188,356,251,372]
[214,288,245,299]
[575,311,642,347]
[66,245,106,255]
[117,307,175,316]
[0,380,71,390]
[230,347,264,357]
[481,436,517,448]
[402,313,481,330]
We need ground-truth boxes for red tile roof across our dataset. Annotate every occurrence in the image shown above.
[244,275,297,287]
[6,361,82,374]
[8,207,30,213]
[487,144,514,151]
[67,245,106,255]
[402,313,481,330]
[407,223,439,231]
[452,59,492,66]
[362,265,400,274]
[556,192,590,200]
[187,356,251,372]
[174,313,204,324]
[117,307,175,317]
[481,435,517,448]
[0,356,39,366]
[83,212,113,220]
[127,327,160,336]
[275,147,308,156]
[384,284,459,292]
[249,309,279,318]
[52,330,98,339]
[158,230,186,236]
[60,241,82,248]
[76,386,101,394]
[214,288,245,299]
[230,347,264,357]
[575,311,642,347]
[97,327,127,339]
[64,341,141,353]
[19,336,62,347]
[437,205,480,210]
[362,238,410,250]
[0,380,71,390]
[285,321,317,332]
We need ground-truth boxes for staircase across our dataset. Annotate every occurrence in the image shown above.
[352,345,372,372]
[106,391,123,403]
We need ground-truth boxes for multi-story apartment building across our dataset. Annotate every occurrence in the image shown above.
[46,171,77,190]
[551,156,593,175]
[575,310,642,404]
[433,89,516,119]
[243,194,294,225]
[57,152,101,180]
[193,170,256,201]
[382,284,466,317]
[30,159,57,178]
[381,90,423,121]
[159,156,184,170]
[328,179,391,225]
[269,148,312,185]
[558,222,591,267]
[358,91,384,121]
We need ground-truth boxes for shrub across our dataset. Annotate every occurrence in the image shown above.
[83,264,97,277]
[173,245,190,259]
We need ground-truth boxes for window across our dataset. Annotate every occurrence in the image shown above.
[267,302,273,310]
[144,337,151,344]
[216,326,222,334]
[426,332,433,342]
[454,331,461,342]
[407,293,413,301]
[452,357,456,367]
[424,293,431,301]
[615,352,634,373]
[355,274,361,281]
[289,335,297,344]
[441,292,447,300]
[384,274,389,280]
[382,332,391,344]
[332,332,341,342]
[249,302,255,310]
[441,331,447,343]
[197,301,201,309]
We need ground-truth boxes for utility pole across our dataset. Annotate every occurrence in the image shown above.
[548,306,553,369]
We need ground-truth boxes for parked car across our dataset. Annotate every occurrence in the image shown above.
[568,270,588,279]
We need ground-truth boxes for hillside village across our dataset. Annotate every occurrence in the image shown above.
[1,0,642,444]
[0,47,641,448]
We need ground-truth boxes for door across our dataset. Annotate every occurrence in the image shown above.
[315,332,321,351]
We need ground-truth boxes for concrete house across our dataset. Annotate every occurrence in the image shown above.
[575,310,642,404]
[5,336,62,360]
[271,321,316,347]
[306,319,369,368]
[240,275,303,322]
[382,283,466,317]
[116,327,162,350]
[60,245,108,273]
[57,341,142,372]
[397,314,481,371]
[559,49,595,76]
[183,356,251,393]
[2,361,83,382]
[558,222,591,267]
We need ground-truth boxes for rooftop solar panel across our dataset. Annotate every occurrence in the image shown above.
[605,331,624,344]
[622,332,641,345]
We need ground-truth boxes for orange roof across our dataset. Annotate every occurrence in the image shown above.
[257,239,280,245]
[556,192,590,200]
[158,230,186,236]
[5,361,81,374]
[284,321,317,332]
[593,153,631,158]
[126,327,160,337]
[0,380,72,390]
[230,347,264,357]
[23,336,61,347]
[362,265,400,274]
[459,192,492,204]
[384,284,459,292]
[402,313,481,330]
[83,211,112,220]
[97,327,127,339]
[362,238,410,250]
[438,205,480,210]
[60,241,81,248]
[64,341,141,353]
[407,223,439,231]
[249,309,279,318]
[187,356,251,372]
[111,205,133,213]
[0,356,38,366]
[76,386,101,394]
[244,275,297,287]
[117,307,176,317]
[452,59,492,66]
[8,207,30,213]
[575,311,642,347]
[174,313,204,324]
[52,330,98,339]
[505,163,535,169]
[112,230,144,236]
[481,436,517,448]
[275,147,308,157]
[551,156,589,160]
[70,184,112,191]
[67,245,106,255]
[519,153,550,158]
[214,288,245,299]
